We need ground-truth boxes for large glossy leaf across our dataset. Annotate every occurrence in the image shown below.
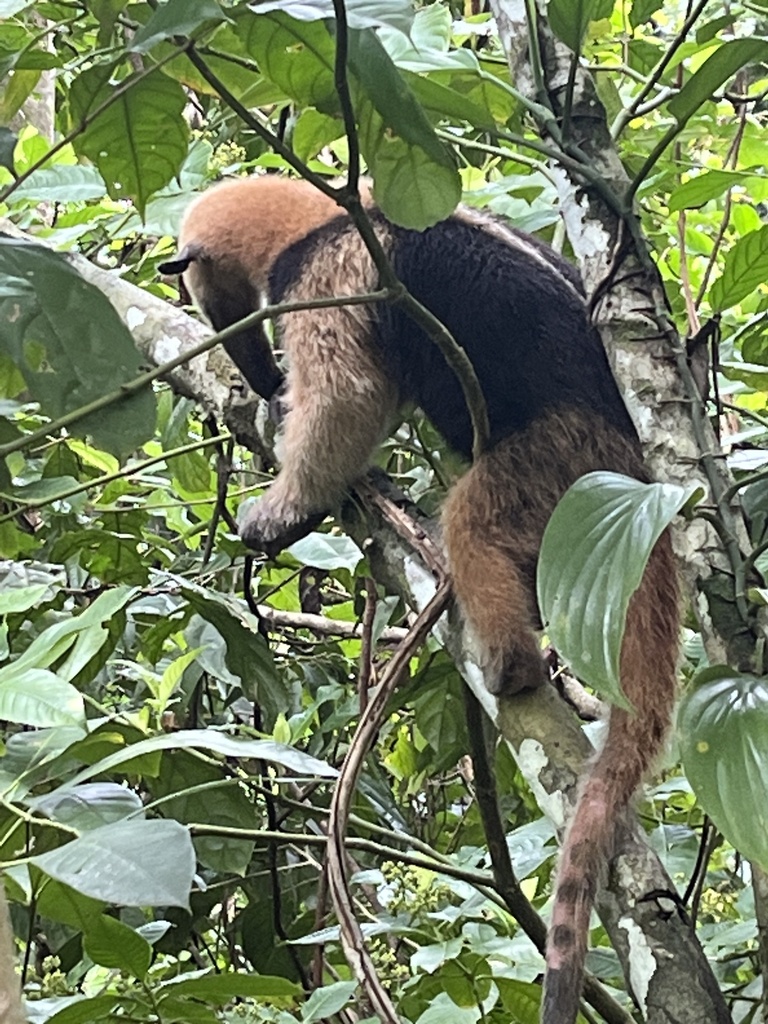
[28,782,144,831]
[537,472,693,707]
[357,101,461,228]
[0,239,155,457]
[32,818,195,908]
[405,73,497,131]
[249,0,413,33]
[668,39,768,125]
[496,979,543,1024]
[709,225,768,312]
[0,583,51,614]
[35,879,105,932]
[11,165,107,202]
[348,28,450,166]
[678,669,768,869]
[244,11,460,226]
[177,579,279,695]
[0,668,84,728]
[241,12,337,109]
[349,28,460,227]
[3,586,137,680]
[47,729,337,795]
[70,66,188,215]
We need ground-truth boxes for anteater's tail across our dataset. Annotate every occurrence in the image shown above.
[541,531,679,1024]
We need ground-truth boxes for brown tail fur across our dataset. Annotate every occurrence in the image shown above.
[543,532,678,1024]
[441,407,679,1024]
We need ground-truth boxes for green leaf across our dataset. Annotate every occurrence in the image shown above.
[243,11,460,227]
[668,170,748,212]
[4,586,137,679]
[348,28,450,166]
[48,728,337,794]
[178,581,279,702]
[11,165,107,202]
[405,73,496,131]
[358,101,461,229]
[0,582,50,614]
[9,476,80,503]
[292,109,343,163]
[678,669,768,869]
[45,995,123,1024]
[549,0,614,53]
[90,0,125,46]
[158,972,301,1004]
[249,0,414,33]
[414,992,481,1024]
[709,226,768,312]
[32,818,195,908]
[302,981,358,1022]
[496,978,542,1023]
[152,749,256,875]
[411,938,463,973]
[629,0,665,29]
[0,238,156,457]
[287,532,363,570]
[668,39,768,125]
[35,879,105,931]
[242,12,337,109]
[84,914,152,978]
[537,472,694,707]
[28,782,144,830]
[0,669,85,728]
[130,0,229,53]
[721,360,768,391]
[349,28,460,227]
[696,14,737,44]
[70,66,188,215]
[172,448,213,494]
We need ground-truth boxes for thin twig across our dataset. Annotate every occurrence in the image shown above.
[357,578,377,712]
[256,605,407,644]
[326,580,452,1022]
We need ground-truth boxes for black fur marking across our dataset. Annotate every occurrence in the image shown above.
[240,507,326,558]
[202,285,284,401]
[270,212,637,460]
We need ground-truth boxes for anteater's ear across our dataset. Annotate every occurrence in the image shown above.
[158,242,200,276]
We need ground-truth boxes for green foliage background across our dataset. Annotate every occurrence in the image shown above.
[1,0,768,1021]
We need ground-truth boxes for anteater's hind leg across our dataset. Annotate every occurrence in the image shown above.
[442,446,547,695]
